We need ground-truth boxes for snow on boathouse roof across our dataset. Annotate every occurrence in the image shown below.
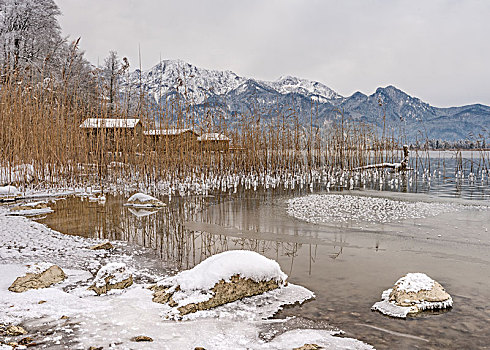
[144,128,198,136]
[197,133,230,141]
[79,118,141,129]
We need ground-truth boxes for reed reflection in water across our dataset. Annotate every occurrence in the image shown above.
[40,192,347,274]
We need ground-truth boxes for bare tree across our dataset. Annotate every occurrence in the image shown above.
[101,51,129,114]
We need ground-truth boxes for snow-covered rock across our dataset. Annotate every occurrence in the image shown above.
[7,207,53,217]
[152,250,289,318]
[8,264,66,293]
[88,263,133,295]
[89,242,114,250]
[11,201,48,210]
[125,193,165,208]
[371,273,453,318]
[0,186,19,198]
[3,324,27,336]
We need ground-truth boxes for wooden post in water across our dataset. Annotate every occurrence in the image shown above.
[400,145,409,171]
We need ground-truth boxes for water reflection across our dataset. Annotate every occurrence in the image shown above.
[41,193,353,275]
[127,207,160,217]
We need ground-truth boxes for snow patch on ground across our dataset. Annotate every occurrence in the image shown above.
[0,209,108,269]
[0,264,96,325]
[287,194,483,224]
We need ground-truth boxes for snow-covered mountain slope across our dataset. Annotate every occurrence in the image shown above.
[123,59,341,105]
[262,75,342,101]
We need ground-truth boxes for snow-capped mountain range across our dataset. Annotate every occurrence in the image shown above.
[123,59,341,104]
[122,59,490,141]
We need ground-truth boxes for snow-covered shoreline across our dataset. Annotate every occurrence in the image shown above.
[0,207,374,349]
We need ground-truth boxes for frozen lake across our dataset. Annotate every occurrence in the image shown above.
[37,185,489,349]
[12,151,482,349]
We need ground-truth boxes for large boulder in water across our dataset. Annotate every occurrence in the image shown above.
[152,250,288,319]
[372,273,452,318]
[9,264,66,293]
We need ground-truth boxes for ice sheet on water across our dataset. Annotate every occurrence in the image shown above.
[287,193,483,224]
[174,283,314,321]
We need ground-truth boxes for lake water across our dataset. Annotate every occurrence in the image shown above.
[37,152,490,349]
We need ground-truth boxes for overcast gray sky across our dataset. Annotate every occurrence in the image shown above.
[58,0,490,107]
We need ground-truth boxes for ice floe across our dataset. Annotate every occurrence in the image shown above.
[287,193,483,224]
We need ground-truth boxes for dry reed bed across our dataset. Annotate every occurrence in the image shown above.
[1,74,487,196]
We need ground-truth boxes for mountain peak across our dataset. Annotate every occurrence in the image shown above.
[126,59,341,104]
[265,75,342,100]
